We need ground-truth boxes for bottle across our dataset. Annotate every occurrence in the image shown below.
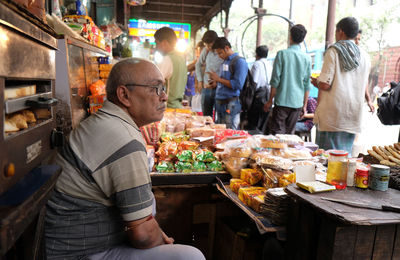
[346,158,357,187]
[326,150,348,189]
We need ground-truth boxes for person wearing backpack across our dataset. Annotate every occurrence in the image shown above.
[263,24,311,135]
[195,30,224,117]
[207,37,248,129]
[248,45,270,132]
[311,17,371,154]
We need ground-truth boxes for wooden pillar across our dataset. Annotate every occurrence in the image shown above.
[325,0,336,49]
[255,0,264,47]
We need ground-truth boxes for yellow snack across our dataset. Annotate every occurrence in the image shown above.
[240,168,262,185]
[238,187,266,206]
[229,179,250,194]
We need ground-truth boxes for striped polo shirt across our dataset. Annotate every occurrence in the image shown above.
[45,100,153,259]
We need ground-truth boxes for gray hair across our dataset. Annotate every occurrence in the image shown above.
[106,58,143,102]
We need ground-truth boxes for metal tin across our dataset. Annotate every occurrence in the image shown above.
[369,164,390,191]
[355,167,369,189]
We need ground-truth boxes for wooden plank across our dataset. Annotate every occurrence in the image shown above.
[332,225,357,259]
[286,197,301,260]
[372,225,396,260]
[392,224,400,260]
[298,203,319,260]
[286,185,400,225]
[316,217,336,260]
[353,226,376,260]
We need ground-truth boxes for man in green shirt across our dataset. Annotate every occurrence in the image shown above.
[155,27,188,108]
[264,24,311,134]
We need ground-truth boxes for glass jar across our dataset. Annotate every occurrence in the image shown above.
[326,150,348,189]
[355,167,369,189]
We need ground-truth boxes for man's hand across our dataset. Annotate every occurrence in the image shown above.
[207,71,219,82]
[310,77,318,87]
[162,231,174,244]
[302,106,307,119]
[263,100,273,112]
[367,101,375,113]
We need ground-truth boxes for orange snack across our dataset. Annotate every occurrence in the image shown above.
[229,179,250,194]
[238,187,266,206]
[240,168,263,185]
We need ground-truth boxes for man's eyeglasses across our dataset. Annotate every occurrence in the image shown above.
[124,83,166,96]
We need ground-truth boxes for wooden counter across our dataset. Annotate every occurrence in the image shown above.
[285,184,400,260]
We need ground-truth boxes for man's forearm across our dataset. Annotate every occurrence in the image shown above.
[303,91,309,108]
[126,217,165,249]
[217,77,232,88]
[268,87,277,103]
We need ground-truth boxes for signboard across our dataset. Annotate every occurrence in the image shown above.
[128,19,191,44]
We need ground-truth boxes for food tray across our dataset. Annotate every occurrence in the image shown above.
[150,171,231,186]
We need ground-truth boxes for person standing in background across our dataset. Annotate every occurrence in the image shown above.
[207,37,248,130]
[264,24,311,135]
[312,17,371,154]
[155,27,187,109]
[184,41,205,106]
[248,45,270,132]
[195,30,224,117]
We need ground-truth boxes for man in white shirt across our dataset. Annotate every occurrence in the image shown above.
[248,45,270,131]
[312,17,371,154]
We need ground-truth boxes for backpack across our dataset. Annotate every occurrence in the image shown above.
[377,82,400,125]
[228,56,257,113]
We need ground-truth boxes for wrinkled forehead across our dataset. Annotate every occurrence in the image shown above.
[125,61,164,84]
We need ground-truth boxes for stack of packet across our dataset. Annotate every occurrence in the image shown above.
[260,188,291,225]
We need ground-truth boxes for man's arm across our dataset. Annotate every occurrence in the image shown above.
[302,90,310,116]
[195,48,207,90]
[125,215,173,249]
[365,86,375,113]
[263,86,276,112]
[207,70,231,88]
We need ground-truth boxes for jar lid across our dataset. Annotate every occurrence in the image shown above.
[329,150,348,157]
[356,167,369,175]
[371,164,390,170]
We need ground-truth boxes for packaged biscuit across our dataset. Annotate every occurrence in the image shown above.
[238,186,266,206]
[240,168,263,185]
[229,179,250,194]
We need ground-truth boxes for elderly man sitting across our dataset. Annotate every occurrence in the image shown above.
[45,58,205,260]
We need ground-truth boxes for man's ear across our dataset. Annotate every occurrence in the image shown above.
[116,85,132,107]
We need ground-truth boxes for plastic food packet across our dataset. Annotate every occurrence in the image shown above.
[89,80,106,96]
[156,141,178,161]
[140,122,161,146]
[229,179,250,194]
[238,187,266,206]
[175,161,193,173]
[196,150,216,162]
[260,167,292,189]
[178,141,199,152]
[156,161,175,173]
[240,168,263,185]
[207,160,224,171]
[223,157,248,178]
[193,161,207,172]
[177,150,195,162]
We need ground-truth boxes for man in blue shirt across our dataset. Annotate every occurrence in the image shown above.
[207,37,248,129]
[264,24,311,134]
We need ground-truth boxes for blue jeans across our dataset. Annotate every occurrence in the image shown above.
[315,130,356,155]
[295,122,309,132]
[201,88,216,117]
[215,98,241,130]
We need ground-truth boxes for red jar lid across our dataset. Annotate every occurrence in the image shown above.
[329,150,348,157]
[356,167,369,176]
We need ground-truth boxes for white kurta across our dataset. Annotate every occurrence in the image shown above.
[314,46,371,134]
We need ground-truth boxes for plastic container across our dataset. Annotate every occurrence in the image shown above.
[326,150,348,189]
[369,164,390,191]
[355,167,369,189]
[346,159,357,187]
